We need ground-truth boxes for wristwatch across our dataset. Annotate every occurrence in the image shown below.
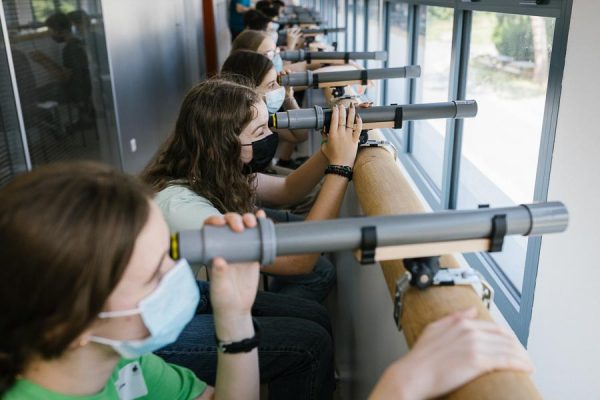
[215,318,261,353]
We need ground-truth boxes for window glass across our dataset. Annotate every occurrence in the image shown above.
[355,0,365,56]
[458,12,556,292]
[365,0,382,103]
[3,0,120,168]
[0,24,28,187]
[384,2,409,142]
[411,6,453,189]
[336,0,346,51]
[346,0,354,51]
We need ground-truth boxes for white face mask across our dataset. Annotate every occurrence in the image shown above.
[90,259,199,359]
[264,87,286,114]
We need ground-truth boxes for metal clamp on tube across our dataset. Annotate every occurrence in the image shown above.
[278,66,422,88]
[280,50,388,63]
[172,202,568,266]
[269,101,479,131]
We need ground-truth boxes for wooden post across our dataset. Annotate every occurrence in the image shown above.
[353,141,542,399]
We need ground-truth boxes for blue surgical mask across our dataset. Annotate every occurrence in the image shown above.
[265,87,285,114]
[272,53,283,73]
[90,259,199,359]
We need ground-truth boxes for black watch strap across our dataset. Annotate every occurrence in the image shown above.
[216,318,261,354]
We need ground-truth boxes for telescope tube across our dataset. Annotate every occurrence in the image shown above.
[172,202,568,266]
[281,27,346,35]
[269,101,478,130]
[280,50,388,62]
[279,66,421,87]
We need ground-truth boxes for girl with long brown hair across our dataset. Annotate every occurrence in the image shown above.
[0,162,260,399]
[221,50,308,169]
[142,78,362,302]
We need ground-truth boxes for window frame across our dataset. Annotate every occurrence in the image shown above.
[381,0,572,344]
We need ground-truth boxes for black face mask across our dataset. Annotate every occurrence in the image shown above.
[242,132,279,174]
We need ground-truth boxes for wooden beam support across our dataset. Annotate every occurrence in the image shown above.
[352,140,541,399]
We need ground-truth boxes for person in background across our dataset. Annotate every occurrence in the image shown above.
[30,13,95,134]
[228,0,252,40]
[0,162,260,400]
[221,50,307,169]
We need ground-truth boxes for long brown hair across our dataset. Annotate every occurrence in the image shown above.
[221,50,274,88]
[141,79,259,213]
[0,162,151,394]
[231,29,269,52]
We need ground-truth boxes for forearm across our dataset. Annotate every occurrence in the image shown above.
[280,150,329,203]
[214,314,259,400]
[261,174,349,276]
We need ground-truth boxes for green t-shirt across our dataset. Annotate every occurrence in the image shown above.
[3,354,207,400]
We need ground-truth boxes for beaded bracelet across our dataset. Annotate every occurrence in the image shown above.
[325,165,353,181]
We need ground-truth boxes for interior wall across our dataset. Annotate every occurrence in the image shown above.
[331,184,409,400]
[527,1,600,398]
[102,0,206,173]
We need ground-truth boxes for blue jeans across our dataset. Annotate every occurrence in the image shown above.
[263,208,336,303]
[156,281,335,400]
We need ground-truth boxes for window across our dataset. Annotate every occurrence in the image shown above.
[384,1,409,143]
[410,6,454,192]
[336,0,346,51]
[0,20,29,187]
[365,0,383,103]
[379,0,571,344]
[458,12,556,293]
[354,0,366,56]
[3,0,121,169]
[346,0,354,51]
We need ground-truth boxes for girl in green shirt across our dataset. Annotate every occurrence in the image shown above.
[0,162,261,400]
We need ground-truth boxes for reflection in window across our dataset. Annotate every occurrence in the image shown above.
[458,12,556,292]
[384,2,409,142]
[411,6,453,189]
[1,27,29,186]
[3,0,120,168]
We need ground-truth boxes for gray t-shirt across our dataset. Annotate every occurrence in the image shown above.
[154,184,222,233]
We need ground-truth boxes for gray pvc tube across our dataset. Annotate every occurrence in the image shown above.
[270,101,478,130]
[176,202,568,265]
[281,27,346,35]
[279,66,421,87]
[280,50,388,62]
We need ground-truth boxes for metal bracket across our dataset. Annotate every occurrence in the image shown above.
[359,139,398,160]
[393,266,494,331]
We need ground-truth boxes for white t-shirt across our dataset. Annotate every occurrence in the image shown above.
[154,184,223,233]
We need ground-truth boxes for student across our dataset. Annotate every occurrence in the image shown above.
[30,12,95,133]
[228,0,252,40]
[221,50,307,169]
[232,29,302,70]
[244,9,273,32]
[0,162,260,400]
[142,79,361,302]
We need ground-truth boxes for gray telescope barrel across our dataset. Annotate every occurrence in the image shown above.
[175,202,568,265]
[280,50,388,62]
[279,66,421,87]
[269,100,478,130]
[278,17,322,25]
[281,27,346,35]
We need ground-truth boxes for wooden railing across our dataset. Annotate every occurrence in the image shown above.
[352,141,541,399]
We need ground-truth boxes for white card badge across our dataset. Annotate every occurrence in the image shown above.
[114,361,149,400]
